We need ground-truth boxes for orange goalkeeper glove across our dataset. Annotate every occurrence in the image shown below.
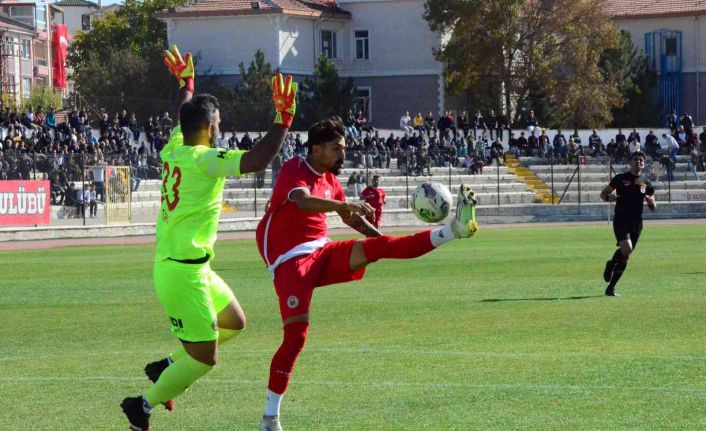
[163,44,195,93]
[272,73,298,129]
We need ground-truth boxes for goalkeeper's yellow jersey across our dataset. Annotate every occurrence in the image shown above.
[155,126,246,262]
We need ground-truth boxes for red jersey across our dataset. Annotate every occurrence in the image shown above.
[256,156,346,267]
[360,186,386,210]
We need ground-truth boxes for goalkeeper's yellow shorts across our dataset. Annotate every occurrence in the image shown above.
[153,260,235,342]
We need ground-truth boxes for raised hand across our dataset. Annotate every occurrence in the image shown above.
[163,45,195,93]
[272,73,298,129]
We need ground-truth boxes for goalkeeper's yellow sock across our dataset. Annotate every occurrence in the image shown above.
[144,355,212,408]
[170,328,241,363]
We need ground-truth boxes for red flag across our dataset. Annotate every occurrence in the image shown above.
[52,24,68,89]
[0,181,51,225]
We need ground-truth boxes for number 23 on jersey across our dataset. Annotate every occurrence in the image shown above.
[161,161,182,212]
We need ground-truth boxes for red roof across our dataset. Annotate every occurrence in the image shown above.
[605,0,706,19]
[155,0,351,19]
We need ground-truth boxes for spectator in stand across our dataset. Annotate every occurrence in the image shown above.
[687,147,701,181]
[526,110,538,134]
[472,111,486,140]
[569,129,582,153]
[160,111,173,131]
[97,113,109,137]
[360,175,386,228]
[588,129,602,157]
[45,107,57,133]
[239,132,253,151]
[470,151,484,175]
[217,131,228,149]
[127,112,140,141]
[508,131,518,150]
[681,112,694,134]
[616,140,629,164]
[553,129,566,159]
[228,130,239,149]
[355,110,372,134]
[486,110,498,140]
[644,130,659,158]
[413,112,426,135]
[496,111,509,141]
[666,110,679,132]
[699,126,706,153]
[437,110,454,139]
[457,110,469,137]
[614,129,626,146]
[517,131,528,156]
[628,134,641,156]
[527,130,539,156]
[400,111,414,134]
[345,109,360,141]
[662,133,679,165]
[75,182,86,218]
[490,138,504,165]
[566,138,580,165]
[87,183,97,218]
[421,111,435,138]
[676,126,688,150]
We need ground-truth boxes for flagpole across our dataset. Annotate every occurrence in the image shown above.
[46,0,52,90]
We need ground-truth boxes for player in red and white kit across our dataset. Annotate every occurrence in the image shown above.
[255,116,478,431]
[360,175,386,228]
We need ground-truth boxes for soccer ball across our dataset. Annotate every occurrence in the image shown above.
[411,182,453,223]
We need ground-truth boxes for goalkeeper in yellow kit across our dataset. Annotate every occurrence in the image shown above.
[121,45,298,430]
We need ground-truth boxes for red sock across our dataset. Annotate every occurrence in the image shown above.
[268,321,309,394]
[362,231,434,263]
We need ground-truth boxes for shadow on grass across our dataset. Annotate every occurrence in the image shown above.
[479,295,603,303]
[684,271,706,275]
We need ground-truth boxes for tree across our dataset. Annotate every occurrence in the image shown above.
[296,55,356,128]
[424,0,622,128]
[67,0,190,120]
[601,30,660,127]
[228,50,277,131]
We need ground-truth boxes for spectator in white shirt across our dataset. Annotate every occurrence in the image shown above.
[662,133,680,163]
[400,111,414,134]
[87,184,97,218]
[628,139,641,156]
[75,183,86,218]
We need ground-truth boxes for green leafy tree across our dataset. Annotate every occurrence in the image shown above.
[67,0,190,120]
[601,30,660,127]
[228,50,277,131]
[425,0,621,128]
[296,55,356,128]
[22,85,63,111]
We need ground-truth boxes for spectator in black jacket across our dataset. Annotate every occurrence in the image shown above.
[457,111,469,137]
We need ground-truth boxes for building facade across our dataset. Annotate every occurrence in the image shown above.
[157,0,444,128]
[0,1,60,104]
[608,1,706,125]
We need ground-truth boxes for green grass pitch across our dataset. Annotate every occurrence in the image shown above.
[0,224,704,430]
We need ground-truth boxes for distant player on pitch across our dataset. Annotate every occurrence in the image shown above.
[120,45,298,430]
[360,174,386,228]
[255,116,478,431]
[600,150,656,296]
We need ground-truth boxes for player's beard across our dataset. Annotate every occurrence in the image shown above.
[330,160,343,175]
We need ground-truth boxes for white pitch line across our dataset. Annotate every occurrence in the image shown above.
[0,375,704,395]
[1,348,704,362]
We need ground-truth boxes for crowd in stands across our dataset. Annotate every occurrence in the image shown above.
[1,101,704,215]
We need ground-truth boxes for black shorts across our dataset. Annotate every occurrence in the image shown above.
[613,218,643,247]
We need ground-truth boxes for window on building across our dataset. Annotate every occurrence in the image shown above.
[8,75,16,95]
[22,77,32,98]
[20,39,31,60]
[35,6,47,30]
[9,6,35,27]
[321,30,338,59]
[4,37,18,57]
[354,30,369,60]
[665,37,677,56]
[355,87,371,120]
[82,14,91,31]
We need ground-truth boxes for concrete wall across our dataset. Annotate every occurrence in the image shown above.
[166,16,279,76]
[61,6,98,38]
[352,74,439,128]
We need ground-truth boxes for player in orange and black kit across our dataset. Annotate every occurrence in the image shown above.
[600,151,656,296]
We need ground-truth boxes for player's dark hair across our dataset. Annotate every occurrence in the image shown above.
[180,94,219,139]
[306,116,345,152]
[630,150,646,160]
